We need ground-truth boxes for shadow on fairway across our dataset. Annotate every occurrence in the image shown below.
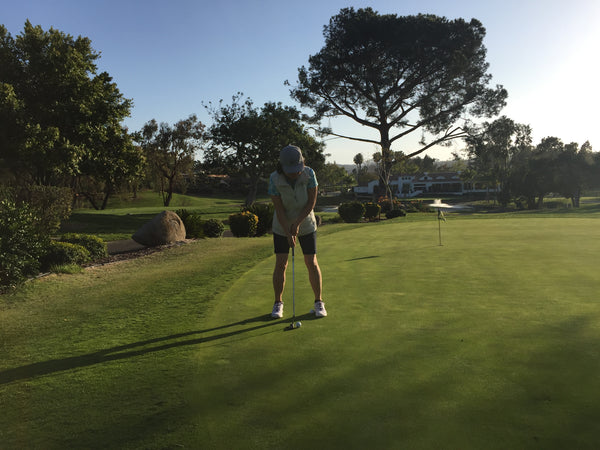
[0,314,286,385]
[345,255,380,262]
[282,312,321,331]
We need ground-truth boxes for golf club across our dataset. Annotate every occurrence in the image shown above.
[285,245,301,330]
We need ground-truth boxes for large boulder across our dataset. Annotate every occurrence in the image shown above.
[132,210,186,246]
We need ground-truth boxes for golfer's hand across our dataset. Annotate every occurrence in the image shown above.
[286,223,297,247]
[287,234,296,248]
[290,222,300,238]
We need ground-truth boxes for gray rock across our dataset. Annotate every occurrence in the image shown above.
[132,210,186,246]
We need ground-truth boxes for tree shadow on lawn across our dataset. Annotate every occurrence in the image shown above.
[60,212,156,235]
[0,313,316,385]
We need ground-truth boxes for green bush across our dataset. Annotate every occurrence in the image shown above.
[176,209,204,238]
[8,185,73,234]
[244,202,274,236]
[338,201,365,223]
[378,197,402,214]
[364,202,381,221]
[41,241,91,271]
[61,233,107,260]
[229,211,258,237]
[386,209,406,219]
[0,200,47,291]
[184,214,205,239]
[175,208,192,223]
[402,201,419,213]
[411,200,430,212]
[203,218,225,238]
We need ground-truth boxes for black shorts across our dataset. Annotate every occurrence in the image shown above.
[273,232,317,255]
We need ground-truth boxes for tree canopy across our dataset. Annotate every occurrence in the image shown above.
[0,21,134,191]
[203,94,325,205]
[134,115,204,207]
[465,116,532,206]
[290,7,507,197]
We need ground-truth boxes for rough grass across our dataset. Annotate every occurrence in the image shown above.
[61,191,265,240]
[2,211,600,448]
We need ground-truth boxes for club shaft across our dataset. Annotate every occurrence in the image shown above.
[292,246,295,318]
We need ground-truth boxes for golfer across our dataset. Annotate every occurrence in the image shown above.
[269,145,327,319]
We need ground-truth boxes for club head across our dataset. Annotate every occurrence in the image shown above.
[284,321,299,331]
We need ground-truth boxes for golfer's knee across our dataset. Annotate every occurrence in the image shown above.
[274,257,288,272]
[304,255,319,269]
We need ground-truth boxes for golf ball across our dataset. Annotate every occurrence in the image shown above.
[295,321,302,328]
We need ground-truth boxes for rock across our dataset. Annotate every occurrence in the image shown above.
[132,210,186,246]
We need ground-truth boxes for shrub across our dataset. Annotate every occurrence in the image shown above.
[61,233,107,260]
[176,209,204,238]
[184,214,205,239]
[378,197,402,214]
[338,201,365,223]
[402,201,419,213]
[412,200,430,212]
[40,241,91,271]
[244,203,274,236]
[229,211,259,237]
[364,202,381,221]
[11,185,73,234]
[0,200,47,291]
[386,209,406,219]
[203,218,225,238]
[175,208,192,223]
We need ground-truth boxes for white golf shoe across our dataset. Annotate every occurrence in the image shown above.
[271,302,284,318]
[313,301,327,317]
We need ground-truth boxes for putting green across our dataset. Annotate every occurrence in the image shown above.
[186,217,600,449]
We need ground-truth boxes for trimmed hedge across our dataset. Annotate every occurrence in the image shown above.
[244,202,274,236]
[386,209,406,219]
[364,202,381,221]
[229,211,259,237]
[0,200,47,290]
[61,233,107,260]
[41,241,91,271]
[338,201,365,223]
[203,219,224,238]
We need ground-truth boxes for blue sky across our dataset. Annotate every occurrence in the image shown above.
[3,0,599,163]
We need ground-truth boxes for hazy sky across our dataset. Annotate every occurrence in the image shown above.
[3,0,599,163]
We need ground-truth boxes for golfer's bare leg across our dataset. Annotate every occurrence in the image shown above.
[273,253,288,303]
[304,254,322,301]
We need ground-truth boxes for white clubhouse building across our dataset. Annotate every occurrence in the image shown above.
[353,172,498,197]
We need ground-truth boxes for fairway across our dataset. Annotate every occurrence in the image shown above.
[2,216,600,448]
[192,217,600,448]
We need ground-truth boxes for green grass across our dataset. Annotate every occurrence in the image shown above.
[3,208,600,448]
[61,191,261,240]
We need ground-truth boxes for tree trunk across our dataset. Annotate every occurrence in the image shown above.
[571,188,581,208]
[164,176,175,207]
[245,178,259,207]
[100,191,110,210]
[526,195,536,210]
[82,192,100,210]
[536,195,545,209]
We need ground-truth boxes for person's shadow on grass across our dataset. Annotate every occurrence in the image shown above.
[0,313,317,385]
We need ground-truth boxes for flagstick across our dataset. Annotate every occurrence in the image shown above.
[438,209,443,246]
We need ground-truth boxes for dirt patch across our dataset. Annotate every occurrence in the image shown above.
[86,240,195,268]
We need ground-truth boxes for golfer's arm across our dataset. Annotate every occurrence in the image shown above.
[271,195,291,236]
[295,187,317,224]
